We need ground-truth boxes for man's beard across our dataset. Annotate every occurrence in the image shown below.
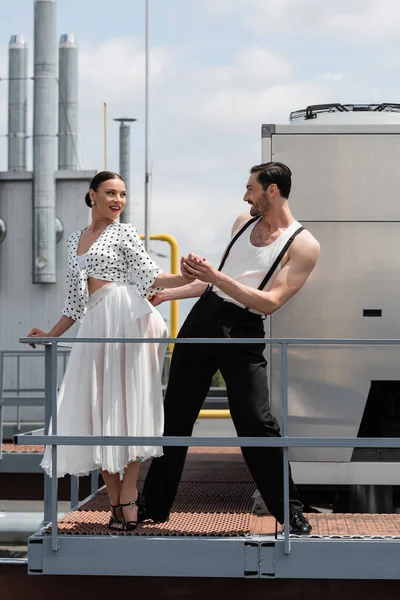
[250,194,269,216]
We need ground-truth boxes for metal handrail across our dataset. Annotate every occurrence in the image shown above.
[16,336,400,556]
[0,348,71,454]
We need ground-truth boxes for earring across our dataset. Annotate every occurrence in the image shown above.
[91,201,96,207]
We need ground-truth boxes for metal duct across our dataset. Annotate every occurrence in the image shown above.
[33,0,57,283]
[58,33,78,170]
[114,117,137,224]
[8,35,28,171]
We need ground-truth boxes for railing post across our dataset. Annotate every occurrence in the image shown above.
[16,355,21,431]
[70,476,79,509]
[50,342,59,551]
[281,342,291,555]
[0,352,4,461]
[91,469,99,495]
[43,345,52,525]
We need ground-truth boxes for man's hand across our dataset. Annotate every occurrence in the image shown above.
[184,254,219,284]
[180,254,207,281]
[148,292,166,307]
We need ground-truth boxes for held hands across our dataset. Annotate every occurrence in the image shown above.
[27,328,51,349]
[181,253,219,284]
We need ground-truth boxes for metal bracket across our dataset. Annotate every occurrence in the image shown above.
[261,124,276,138]
[244,542,260,577]
[260,542,276,578]
[28,537,43,574]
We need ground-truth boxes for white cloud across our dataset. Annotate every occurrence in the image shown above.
[195,47,292,88]
[317,73,346,83]
[206,0,400,44]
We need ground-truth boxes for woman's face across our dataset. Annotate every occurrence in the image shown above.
[89,178,127,220]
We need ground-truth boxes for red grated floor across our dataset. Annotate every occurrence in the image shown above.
[42,453,400,539]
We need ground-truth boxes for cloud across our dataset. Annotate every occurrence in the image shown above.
[206,0,400,44]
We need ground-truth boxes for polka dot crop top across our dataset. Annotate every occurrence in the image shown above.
[62,221,164,323]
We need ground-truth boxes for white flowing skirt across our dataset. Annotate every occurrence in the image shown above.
[41,282,168,478]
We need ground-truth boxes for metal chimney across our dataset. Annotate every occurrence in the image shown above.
[113,117,137,224]
[33,0,57,283]
[8,35,28,171]
[58,33,78,170]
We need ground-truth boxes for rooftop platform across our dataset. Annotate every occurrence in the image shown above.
[0,444,44,473]
[28,449,400,579]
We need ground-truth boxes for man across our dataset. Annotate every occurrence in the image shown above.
[143,161,320,534]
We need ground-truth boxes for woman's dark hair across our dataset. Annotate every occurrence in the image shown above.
[250,161,292,199]
[85,170,124,207]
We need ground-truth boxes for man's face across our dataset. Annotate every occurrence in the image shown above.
[244,173,271,216]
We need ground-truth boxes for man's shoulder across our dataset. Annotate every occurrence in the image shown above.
[231,212,254,236]
[292,227,320,261]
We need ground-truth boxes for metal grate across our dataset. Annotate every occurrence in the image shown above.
[1,443,44,454]
[43,455,400,539]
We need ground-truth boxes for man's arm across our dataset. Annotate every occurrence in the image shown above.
[185,231,320,314]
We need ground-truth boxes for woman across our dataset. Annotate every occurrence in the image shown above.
[28,170,191,532]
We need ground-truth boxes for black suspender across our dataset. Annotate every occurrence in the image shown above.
[209,219,305,305]
[217,216,260,272]
[257,226,304,291]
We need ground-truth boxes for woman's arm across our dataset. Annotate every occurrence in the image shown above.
[122,224,193,294]
[27,315,75,348]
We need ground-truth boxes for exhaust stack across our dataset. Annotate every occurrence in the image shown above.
[58,33,78,170]
[32,0,57,283]
[8,35,28,171]
[114,117,137,224]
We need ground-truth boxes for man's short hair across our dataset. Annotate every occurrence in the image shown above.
[250,162,292,199]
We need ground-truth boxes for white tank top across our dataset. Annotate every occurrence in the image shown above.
[76,252,87,270]
[213,218,302,313]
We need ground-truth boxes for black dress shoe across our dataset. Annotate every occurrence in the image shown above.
[139,494,170,523]
[147,512,170,523]
[135,490,151,523]
[289,509,312,535]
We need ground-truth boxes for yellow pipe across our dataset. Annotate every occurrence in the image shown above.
[140,233,179,341]
[198,409,231,419]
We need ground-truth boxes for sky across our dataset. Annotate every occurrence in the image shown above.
[1,0,400,323]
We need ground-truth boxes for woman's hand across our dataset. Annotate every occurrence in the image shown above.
[27,328,51,349]
[183,254,219,284]
[180,254,205,281]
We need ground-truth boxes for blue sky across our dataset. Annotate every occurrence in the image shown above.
[2,0,400,323]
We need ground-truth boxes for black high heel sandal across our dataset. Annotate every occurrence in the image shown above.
[120,491,147,531]
[120,500,139,532]
[108,504,122,530]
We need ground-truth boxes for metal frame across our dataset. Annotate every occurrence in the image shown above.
[15,336,400,578]
[0,349,69,472]
[263,123,400,135]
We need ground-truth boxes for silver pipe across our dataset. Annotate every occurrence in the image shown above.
[8,35,28,171]
[114,118,137,224]
[33,0,57,283]
[58,33,78,170]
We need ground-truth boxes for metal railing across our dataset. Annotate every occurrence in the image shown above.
[0,347,227,458]
[0,349,71,459]
[15,336,400,557]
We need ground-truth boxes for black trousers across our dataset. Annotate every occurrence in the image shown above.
[143,290,303,524]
